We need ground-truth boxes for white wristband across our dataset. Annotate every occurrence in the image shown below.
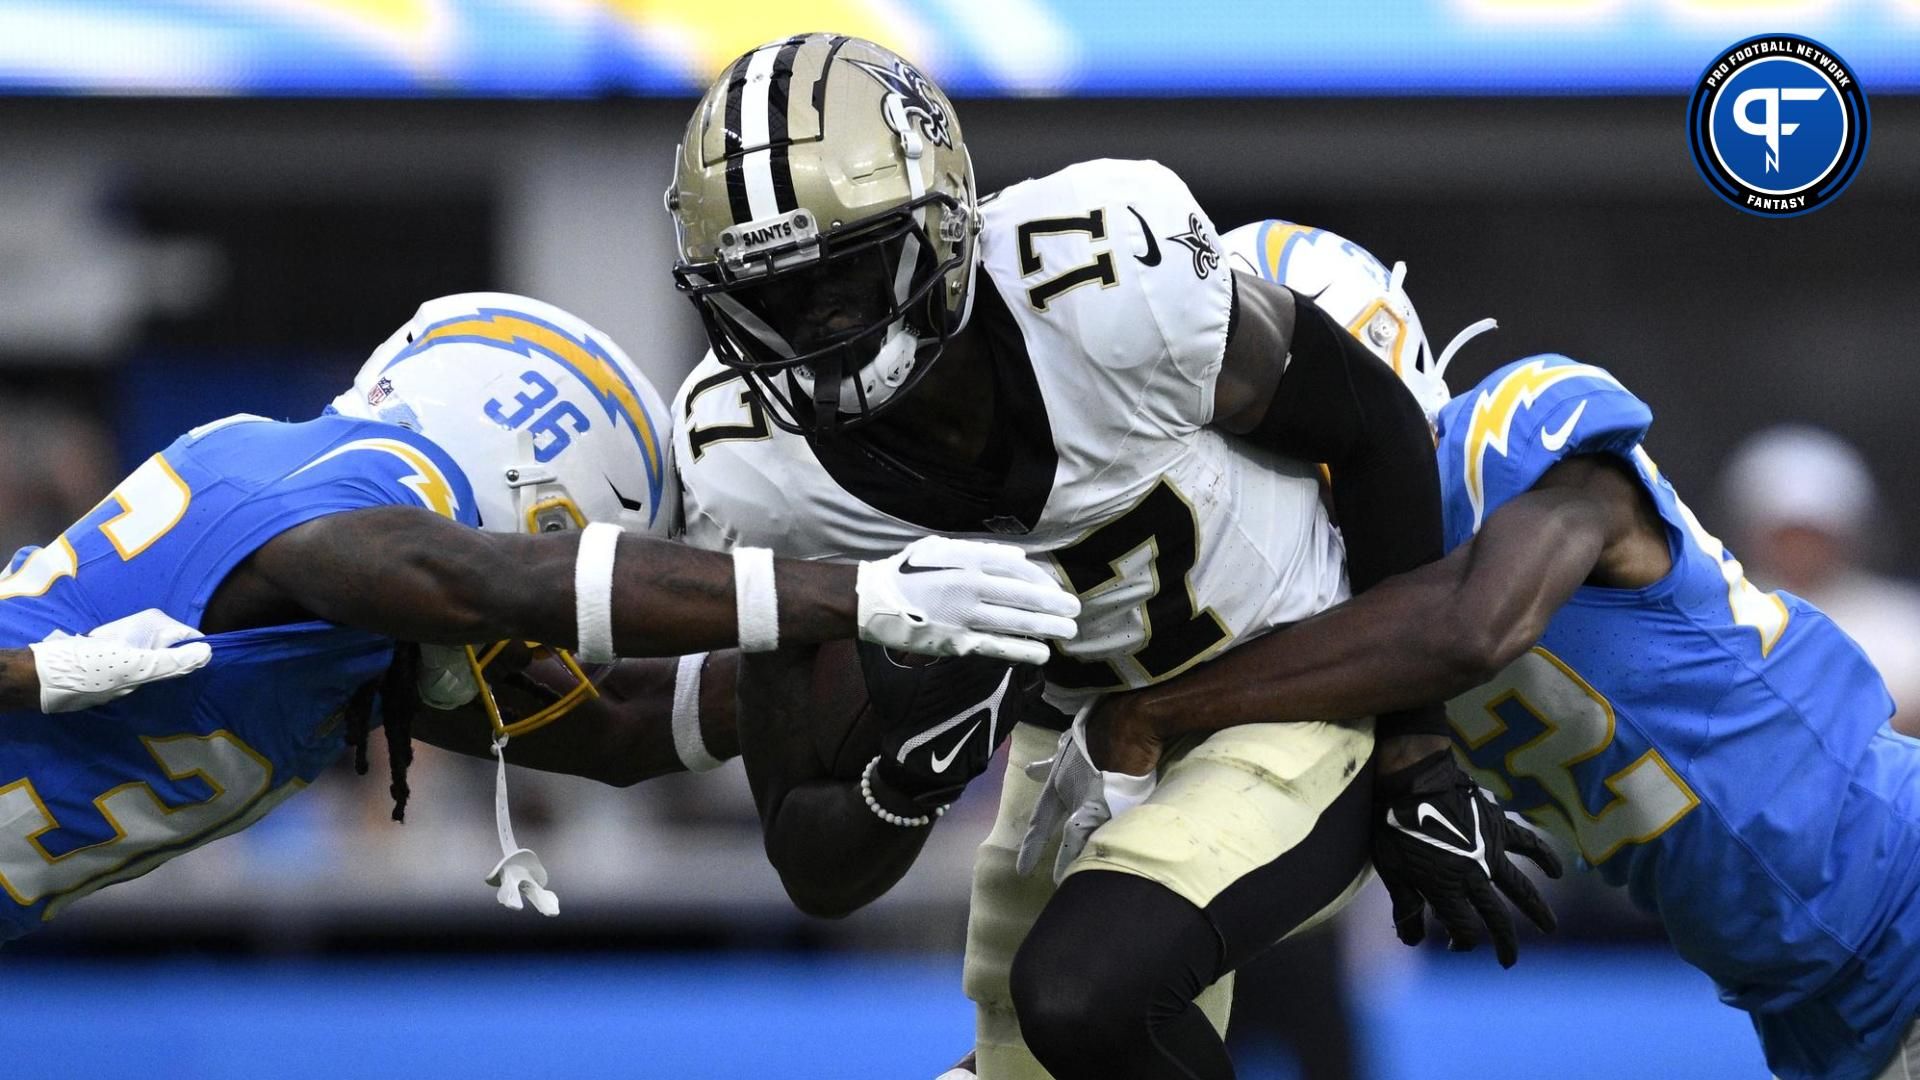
[573,522,621,664]
[733,547,779,653]
[671,652,725,773]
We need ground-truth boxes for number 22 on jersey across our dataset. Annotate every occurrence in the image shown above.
[1449,648,1699,866]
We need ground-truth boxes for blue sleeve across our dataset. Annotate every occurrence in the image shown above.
[0,416,484,637]
[156,416,481,621]
[1434,355,1653,550]
[237,418,481,529]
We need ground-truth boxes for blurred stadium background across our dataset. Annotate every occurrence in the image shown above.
[2,2,1918,1077]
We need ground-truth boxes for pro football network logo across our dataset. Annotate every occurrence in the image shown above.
[1687,34,1869,217]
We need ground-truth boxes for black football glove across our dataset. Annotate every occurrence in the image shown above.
[857,640,1043,811]
[1371,749,1564,968]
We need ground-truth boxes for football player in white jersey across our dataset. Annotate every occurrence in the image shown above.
[660,34,1558,1080]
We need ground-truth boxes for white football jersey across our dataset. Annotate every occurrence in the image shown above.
[675,159,1348,710]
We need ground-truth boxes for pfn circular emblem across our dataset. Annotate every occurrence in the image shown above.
[1688,34,1870,218]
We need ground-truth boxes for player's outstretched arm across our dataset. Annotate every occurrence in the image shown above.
[1,610,212,714]
[407,651,743,787]
[1212,272,1453,743]
[241,508,1077,661]
[248,505,838,654]
[0,650,37,711]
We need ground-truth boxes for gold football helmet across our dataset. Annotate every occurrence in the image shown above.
[667,34,980,434]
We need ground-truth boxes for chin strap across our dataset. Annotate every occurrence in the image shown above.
[1386,258,1500,422]
[485,733,559,917]
[810,354,842,429]
[1434,317,1500,384]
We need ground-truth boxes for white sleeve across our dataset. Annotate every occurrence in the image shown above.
[670,354,741,553]
[982,159,1233,433]
[1116,160,1234,407]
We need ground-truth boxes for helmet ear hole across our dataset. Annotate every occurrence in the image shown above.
[524,495,588,536]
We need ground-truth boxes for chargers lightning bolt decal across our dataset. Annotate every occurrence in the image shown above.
[1462,360,1619,531]
[387,310,666,523]
[293,438,460,519]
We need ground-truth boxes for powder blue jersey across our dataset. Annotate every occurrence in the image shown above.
[1436,356,1919,1080]
[0,413,477,942]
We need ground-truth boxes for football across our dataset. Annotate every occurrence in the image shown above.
[808,639,887,779]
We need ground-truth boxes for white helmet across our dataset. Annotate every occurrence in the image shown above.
[331,292,676,737]
[332,292,675,540]
[1220,220,1495,424]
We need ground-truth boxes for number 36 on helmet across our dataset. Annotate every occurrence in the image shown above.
[330,291,677,738]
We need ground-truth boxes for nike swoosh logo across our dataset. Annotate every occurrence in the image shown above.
[930,719,983,773]
[1127,206,1161,267]
[1540,401,1587,453]
[1388,801,1493,878]
[897,556,943,575]
[895,669,1014,770]
[1415,802,1470,846]
[608,478,645,513]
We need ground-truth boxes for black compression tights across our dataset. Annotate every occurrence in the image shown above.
[1009,871,1234,1080]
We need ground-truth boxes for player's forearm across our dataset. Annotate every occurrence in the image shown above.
[0,649,38,711]
[593,536,850,654]
[1112,562,1476,743]
[735,647,929,919]
[409,652,742,786]
[1110,489,1608,744]
[1221,289,1453,737]
[497,533,858,657]
[265,508,858,656]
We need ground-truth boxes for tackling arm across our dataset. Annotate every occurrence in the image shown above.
[407,651,742,788]
[1093,473,1615,771]
[239,506,1075,662]
[0,650,35,711]
[245,506,855,655]
[1211,272,1452,743]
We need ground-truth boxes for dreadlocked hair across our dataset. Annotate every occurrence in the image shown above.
[342,642,421,824]
[343,681,376,776]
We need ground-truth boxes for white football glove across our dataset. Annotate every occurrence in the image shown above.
[856,536,1080,666]
[29,608,213,713]
[1015,704,1156,884]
